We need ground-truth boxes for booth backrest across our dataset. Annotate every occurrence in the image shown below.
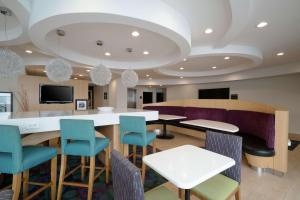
[143,106,185,116]
[226,110,275,149]
[184,107,227,122]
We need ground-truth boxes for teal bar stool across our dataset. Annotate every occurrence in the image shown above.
[0,125,57,200]
[119,115,157,183]
[57,119,110,200]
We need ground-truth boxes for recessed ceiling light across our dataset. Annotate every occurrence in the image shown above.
[160,85,163,87]
[276,52,285,56]
[179,67,184,70]
[183,58,187,62]
[180,76,184,79]
[74,77,78,80]
[149,77,152,80]
[86,69,91,72]
[256,21,268,28]
[224,56,230,60]
[79,74,83,77]
[43,70,47,73]
[105,52,111,56]
[143,51,149,55]
[212,66,217,69]
[131,31,140,37]
[25,50,32,54]
[146,74,150,77]
[204,28,213,34]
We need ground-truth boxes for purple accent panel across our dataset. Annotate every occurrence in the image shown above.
[143,106,185,116]
[226,110,275,149]
[184,107,227,122]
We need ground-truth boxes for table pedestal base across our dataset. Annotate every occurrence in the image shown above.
[185,189,190,200]
[156,133,175,139]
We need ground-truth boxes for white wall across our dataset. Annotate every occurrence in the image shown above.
[166,74,300,134]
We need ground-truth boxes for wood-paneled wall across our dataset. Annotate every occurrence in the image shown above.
[18,75,89,111]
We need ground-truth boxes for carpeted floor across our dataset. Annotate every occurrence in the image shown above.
[0,146,166,200]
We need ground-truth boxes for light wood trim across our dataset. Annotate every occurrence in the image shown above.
[105,144,110,184]
[62,182,88,188]
[245,153,274,169]
[274,110,289,173]
[25,183,51,200]
[12,173,22,200]
[87,156,95,200]
[22,131,60,146]
[289,133,300,141]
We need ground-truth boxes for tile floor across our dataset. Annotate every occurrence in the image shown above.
[154,132,300,200]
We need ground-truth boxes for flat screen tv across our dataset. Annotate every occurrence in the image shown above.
[198,88,230,99]
[40,84,74,104]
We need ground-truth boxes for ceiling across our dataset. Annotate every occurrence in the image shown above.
[0,0,300,85]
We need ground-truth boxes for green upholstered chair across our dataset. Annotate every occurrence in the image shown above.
[119,115,157,183]
[0,125,57,200]
[111,150,179,200]
[57,119,110,200]
[190,131,243,200]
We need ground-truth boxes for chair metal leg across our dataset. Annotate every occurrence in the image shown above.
[141,147,147,184]
[81,156,85,181]
[12,173,22,200]
[51,157,57,200]
[87,156,95,200]
[57,155,67,200]
[105,145,110,184]
[23,170,29,198]
[133,145,137,164]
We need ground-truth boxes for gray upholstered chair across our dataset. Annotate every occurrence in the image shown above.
[0,190,13,200]
[191,131,242,200]
[111,150,179,200]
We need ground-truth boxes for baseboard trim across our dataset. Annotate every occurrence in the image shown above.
[289,133,300,141]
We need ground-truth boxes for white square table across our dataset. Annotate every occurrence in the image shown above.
[143,145,235,200]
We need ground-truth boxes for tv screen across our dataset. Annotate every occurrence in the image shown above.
[198,88,230,99]
[40,85,73,104]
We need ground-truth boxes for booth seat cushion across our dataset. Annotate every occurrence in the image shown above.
[143,106,185,116]
[241,134,275,157]
[184,107,227,122]
[226,110,275,149]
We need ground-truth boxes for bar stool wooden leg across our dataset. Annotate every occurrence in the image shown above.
[23,170,29,198]
[141,146,147,183]
[152,141,156,153]
[105,145,110,184]
[81,156,85,181]
[51,157,57,200]
[87,156,95,200]
[12,173,22,200]
[57,155,67,200]
[133,145,137,164]
[235,187,240,200]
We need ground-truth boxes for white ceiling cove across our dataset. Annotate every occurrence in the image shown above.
[0,0,300,85]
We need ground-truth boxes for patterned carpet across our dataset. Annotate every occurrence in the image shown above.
[0,146,166,200]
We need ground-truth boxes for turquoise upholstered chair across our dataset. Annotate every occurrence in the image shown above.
[0,125,57,200]
[57,119,110,200]
[119,115,157,183]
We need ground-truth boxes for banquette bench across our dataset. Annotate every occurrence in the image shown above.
[143,99,289,175]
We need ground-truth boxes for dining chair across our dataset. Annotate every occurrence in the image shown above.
[57,119,110,200]
[111,150,179,200]
[190,131,242,200]
[119,115,157,183]
[0,125,57,200]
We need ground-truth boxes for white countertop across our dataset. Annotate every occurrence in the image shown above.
[143,145,235,189]
[180,119,239,133]
[0,109,158,134]
[159,114,187,121]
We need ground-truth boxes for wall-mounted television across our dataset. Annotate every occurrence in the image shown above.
[40,84,74,104]
[198,88,230,99]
